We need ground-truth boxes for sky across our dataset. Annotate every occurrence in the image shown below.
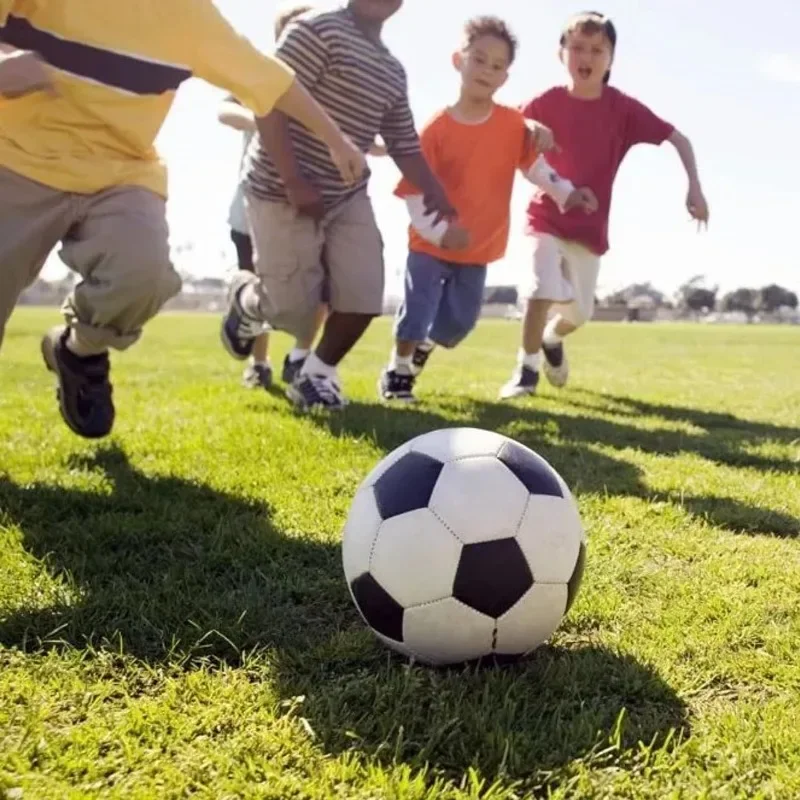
[42,0,800,299]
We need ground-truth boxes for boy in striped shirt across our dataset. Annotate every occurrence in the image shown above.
[221,0,455,411]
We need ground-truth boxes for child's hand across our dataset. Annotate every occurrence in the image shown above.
[525,120,558,153]
[329,135,368,184]
[441,224,470,251]
[687,182,709,230]
[0,50,56,98]
[564,187,598,214]
[285,177,325,222]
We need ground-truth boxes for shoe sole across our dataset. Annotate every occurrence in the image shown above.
[542,360,569,388]
[285,383,347,412]
[40,330,110,439]
[376,376,417,404]
[220,321,251,362]
[498,385,537,401]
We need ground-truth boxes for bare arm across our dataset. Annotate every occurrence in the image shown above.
[255,111,303,184]
[218,99,256,133]
[668,129,701,187]
[668,129,709,225]
[392,153,455,219]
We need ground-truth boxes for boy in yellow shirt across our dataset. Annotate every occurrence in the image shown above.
[0,0,364,438]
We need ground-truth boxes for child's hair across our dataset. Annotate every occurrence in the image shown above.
[559,10,617,84]
[274,2,314,42]
[463,16,518,65]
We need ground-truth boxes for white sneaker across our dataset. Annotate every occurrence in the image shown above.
[286,372,348,411]
[499,366,540,400]
[542,342,569,388]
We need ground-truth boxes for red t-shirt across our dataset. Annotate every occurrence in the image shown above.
[523,86,674,255]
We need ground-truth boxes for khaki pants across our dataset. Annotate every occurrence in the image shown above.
[0,167,181,353]
[245,189,384,343]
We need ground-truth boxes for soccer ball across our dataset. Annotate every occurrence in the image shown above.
[342,427,586,666]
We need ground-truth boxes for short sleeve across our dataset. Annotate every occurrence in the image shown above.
[521,94,546,121]
[187,1,294,118]
[380,69,421,160]
[274,18,329,90]
[394,117,438,197]
[624,96,674,147]
[512,110,538,171]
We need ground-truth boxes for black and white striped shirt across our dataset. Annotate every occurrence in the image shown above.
[245,6,420,208]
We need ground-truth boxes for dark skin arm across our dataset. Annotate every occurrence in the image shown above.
[255,111,325,220]
[392,152,456,222]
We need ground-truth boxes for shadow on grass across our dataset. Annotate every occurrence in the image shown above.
[0,445,688,784]
[309,398,798,538]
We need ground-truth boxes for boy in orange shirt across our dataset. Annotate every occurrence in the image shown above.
[379,16,597,402]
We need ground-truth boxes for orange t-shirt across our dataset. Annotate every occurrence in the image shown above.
[394,104,537,265]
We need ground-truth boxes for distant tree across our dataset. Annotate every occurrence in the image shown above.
[604,281,667,308]
[721,287,758,320]
[758,284,799,312]
[675,276,717,313]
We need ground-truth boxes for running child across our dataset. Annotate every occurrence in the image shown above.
[500,10,709,399]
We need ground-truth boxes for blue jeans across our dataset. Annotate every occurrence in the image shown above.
[394,251,487,348]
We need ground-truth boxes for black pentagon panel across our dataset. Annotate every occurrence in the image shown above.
[497,441,563,498]
[566,542,587,614]
[373,451,444,520]
[351,573,405,642]
[453,539,533,619]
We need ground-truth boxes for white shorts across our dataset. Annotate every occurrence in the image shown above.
[521,233,601,327]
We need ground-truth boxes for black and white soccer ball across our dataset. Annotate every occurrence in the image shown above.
[342,427,586,666]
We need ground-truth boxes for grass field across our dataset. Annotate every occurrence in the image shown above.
[1,308,799,799]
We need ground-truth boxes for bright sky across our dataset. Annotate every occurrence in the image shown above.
[43,0,800,298]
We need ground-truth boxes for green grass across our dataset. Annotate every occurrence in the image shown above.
[1,308,799,799]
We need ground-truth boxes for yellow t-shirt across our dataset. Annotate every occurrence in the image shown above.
[0,0,294,196]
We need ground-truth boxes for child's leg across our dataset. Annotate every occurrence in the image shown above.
[540,243,601,388]
[500,234,568,399]
[380,251,446,401]
[428,263,487,350]
[252,331,270,364]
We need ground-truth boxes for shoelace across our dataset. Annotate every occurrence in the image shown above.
[303,374,342,405]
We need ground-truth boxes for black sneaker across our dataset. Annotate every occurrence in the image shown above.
[412,344,434,375]
[242,362,273,390]
[378,368,417,403]
[542,342,569,387]
[281,354,306,385]
[221,272,263,361]
[499,365,540,400]
[41,326,115,439]
[286,372,347,411]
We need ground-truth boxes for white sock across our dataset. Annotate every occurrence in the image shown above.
[66,328,106,358]
[288,347,310,363]
[301,352,338,379]
[543,319,563,347]
[390,349,414,373]
[518,349,542,370]
[251,358,271,368]
[418,338,436,353]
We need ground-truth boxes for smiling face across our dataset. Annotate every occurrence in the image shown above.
[349,0,403,24]
[455,34,512,101]
[561,27,614,91]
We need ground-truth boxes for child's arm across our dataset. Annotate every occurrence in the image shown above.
[667,130,709,226]
[403,196,469,250]
[218,98,256,133]
[523,156,598,214]
[0,46,55,97]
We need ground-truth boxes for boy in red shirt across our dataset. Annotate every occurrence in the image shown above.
[500,11,709,399]
[380,16,597,402]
